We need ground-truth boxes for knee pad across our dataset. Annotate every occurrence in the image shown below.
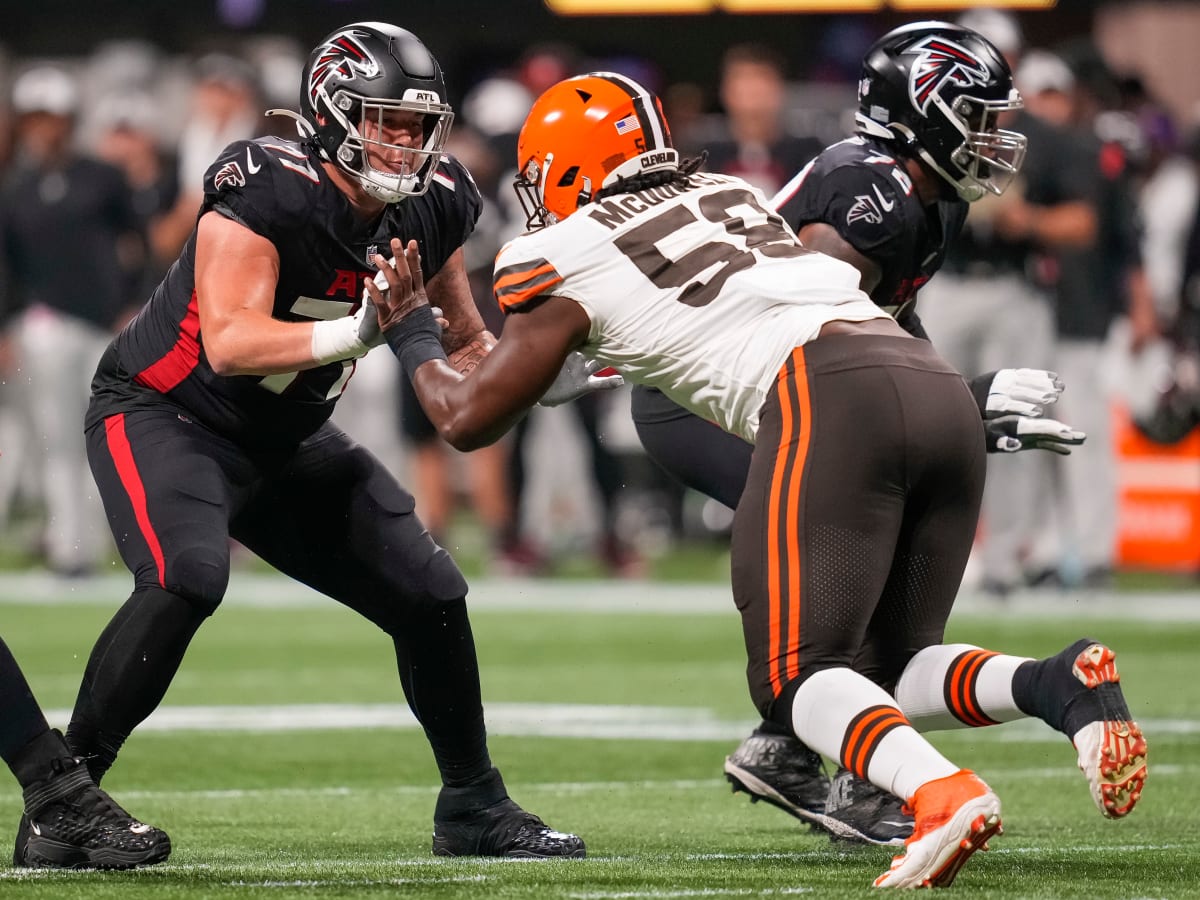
[159,545,230,616]
[420,546,469,603]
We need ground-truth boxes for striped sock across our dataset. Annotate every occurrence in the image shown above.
[894,644,1032,732]
[791,667,959,801]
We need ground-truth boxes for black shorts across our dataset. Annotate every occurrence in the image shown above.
[730,334,985,719]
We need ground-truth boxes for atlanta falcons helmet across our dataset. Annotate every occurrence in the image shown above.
[514,72,678,229]
[856,21,1027,202]
[298,22,454,202]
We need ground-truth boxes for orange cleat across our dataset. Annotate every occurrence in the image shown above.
[872,770,1001,889]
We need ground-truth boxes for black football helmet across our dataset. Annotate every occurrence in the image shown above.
[856,21,1027,202]
[293,22,454,202]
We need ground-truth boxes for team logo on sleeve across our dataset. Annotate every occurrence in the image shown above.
[903,36,990,114]
[307,30,380,105]
[213,160,246,191]
[846,193,883,226]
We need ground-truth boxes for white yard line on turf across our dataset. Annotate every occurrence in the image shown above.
[37,701,1200,742]
[3,571,1200,620]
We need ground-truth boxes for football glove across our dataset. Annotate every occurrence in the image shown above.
[971,368,1064,419]
[986,415,1086,455]
[538,353,624,407]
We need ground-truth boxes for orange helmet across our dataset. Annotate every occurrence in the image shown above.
[514,72,678,229]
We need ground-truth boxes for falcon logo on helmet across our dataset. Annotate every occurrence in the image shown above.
[307,32,380,107]
[905,36,991,116]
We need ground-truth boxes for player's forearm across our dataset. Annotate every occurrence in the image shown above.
[204,310,349,376]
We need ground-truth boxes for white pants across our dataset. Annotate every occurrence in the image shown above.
[13,306,112,572]
[917,273,1056,587]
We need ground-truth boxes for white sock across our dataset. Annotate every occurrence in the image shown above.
[791,667,959,801]
[895,644,1032,731]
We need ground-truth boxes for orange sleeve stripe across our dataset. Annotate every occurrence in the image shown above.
[493,259,565,312]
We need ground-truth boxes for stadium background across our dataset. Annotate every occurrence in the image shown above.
[0,3,1198,897]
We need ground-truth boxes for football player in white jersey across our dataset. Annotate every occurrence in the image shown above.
[368,72,1146,888]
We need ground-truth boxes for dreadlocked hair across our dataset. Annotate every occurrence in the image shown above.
[594,152,707,202]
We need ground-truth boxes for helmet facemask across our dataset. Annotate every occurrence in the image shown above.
[320,87,454,203]
[930,92,1027,202]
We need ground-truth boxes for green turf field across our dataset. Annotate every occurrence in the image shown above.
[0,575,1195,898]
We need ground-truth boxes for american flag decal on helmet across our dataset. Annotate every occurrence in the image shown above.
[614,114,640,135]
[904,36,990,115]
[307,30,380,105]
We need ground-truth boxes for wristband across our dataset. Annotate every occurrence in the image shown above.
[311,316,367,365]
[383,305,447,381]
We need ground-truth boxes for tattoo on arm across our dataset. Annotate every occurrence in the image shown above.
[447,333,496,376]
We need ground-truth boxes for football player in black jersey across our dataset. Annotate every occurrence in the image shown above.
[630,22,1143,847]
[14,22,585,866]
[2,636,170,868]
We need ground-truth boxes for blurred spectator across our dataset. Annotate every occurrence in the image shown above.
[918,38,1100,597]
[153,53,261,259]
[0,65,144,575]
[1023,46,1156,589]
[92,90,181,294]
[704,43,821,197]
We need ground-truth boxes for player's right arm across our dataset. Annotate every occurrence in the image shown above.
[195,211,339,376]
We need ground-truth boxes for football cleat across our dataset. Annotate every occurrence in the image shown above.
[15,755,170,870]
[432,769,584,859]
[817,768,913,847]
[432,798,585,858]
[1069,642,1148,818]
[872,769,1001,889]
[723,731,829,824]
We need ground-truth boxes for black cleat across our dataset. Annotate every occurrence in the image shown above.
[814,768,913,847]
[723,730,829,824]
[432,769,584,859]
[14,756,170,870]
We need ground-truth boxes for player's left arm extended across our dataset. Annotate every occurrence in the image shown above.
[367,238,588,451]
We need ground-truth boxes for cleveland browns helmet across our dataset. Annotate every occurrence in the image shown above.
[856,21,1027,202]
[293,22,454,202]
[514,72,678,229]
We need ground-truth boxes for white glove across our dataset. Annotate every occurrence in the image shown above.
[986,415,1086,455]
[538,352,625,407]
[981,368,1065,418]
[353,273,385,349]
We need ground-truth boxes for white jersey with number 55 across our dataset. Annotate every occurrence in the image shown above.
[493,172,888,443]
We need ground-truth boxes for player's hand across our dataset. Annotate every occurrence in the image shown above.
[986,415,1086,454]
[538,353,625,407]
[973,368,1064,418]
[365,238,429,332]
